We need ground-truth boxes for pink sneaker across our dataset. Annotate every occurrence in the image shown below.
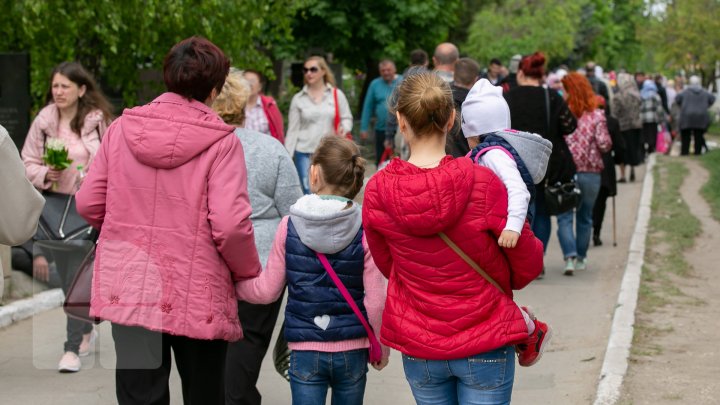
[58,351,81,373]
[79,329,97,357]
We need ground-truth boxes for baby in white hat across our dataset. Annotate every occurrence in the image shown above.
[461,79,552,248]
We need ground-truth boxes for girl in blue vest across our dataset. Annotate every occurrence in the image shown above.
[462,79,554,367]
[236,136,389,405]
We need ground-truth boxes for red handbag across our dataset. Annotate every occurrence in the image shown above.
[333,88,353,140]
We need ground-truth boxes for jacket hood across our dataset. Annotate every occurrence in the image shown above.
[119,93,235,169]
[289,194,362,254]
[374,156,474,236]
[487,130,553,184]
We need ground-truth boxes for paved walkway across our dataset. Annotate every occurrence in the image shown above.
[0,164,648,404]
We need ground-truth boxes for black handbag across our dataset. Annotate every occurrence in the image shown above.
[35,192,94,242]
[272,321,291,382]
[544,181,582,215]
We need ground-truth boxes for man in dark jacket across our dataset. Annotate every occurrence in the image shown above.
[586,62,610,112]
[447,57,480,157]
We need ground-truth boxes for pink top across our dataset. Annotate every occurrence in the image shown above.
[566,109,613,173]
[236,216,390,358]
[22,103,108,195]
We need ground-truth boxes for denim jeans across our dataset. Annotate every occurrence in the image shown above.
[294,152,312,194]
[289,349,368,405]
[556,172,601,260]
[531,190,551,254]
[402,346,515,405]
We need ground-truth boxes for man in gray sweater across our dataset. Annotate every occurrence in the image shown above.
[676,76,717,155]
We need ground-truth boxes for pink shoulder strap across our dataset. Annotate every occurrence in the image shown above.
[316,252,383,362]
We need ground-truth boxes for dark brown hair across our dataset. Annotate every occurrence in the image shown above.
[45,62,114,133]
[163,36,230,102]
[311,137,366,199]
[394,72,454,138]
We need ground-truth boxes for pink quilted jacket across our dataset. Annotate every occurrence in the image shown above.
[76,93,261,341]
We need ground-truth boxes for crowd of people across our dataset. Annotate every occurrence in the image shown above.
[1,34,717,405]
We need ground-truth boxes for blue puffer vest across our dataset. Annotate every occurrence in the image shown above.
[284,218,367,342]
[470,133,536,222]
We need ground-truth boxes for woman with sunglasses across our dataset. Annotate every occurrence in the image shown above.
[285,56,353,194]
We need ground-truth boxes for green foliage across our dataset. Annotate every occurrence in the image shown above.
[0,0,302,109]
[290,0,461,71]
[641,0,720,81]
[464,0,581,66]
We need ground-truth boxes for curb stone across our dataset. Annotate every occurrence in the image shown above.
[594,153,656,405]
[0,288,64,329]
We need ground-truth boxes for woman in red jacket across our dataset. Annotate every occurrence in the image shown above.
[362,72,544,404]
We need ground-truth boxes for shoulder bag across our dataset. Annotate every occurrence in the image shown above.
[542,87,581,215]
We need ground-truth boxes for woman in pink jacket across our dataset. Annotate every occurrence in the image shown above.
[20,61,113,373]
[75,37,261,405]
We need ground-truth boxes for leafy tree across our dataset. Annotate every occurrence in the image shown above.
[0,0,301,110]
[464,0,581,68]
[641,0,720,83]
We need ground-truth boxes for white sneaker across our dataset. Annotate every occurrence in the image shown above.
[79,329,97,357]
[563,257,576,276]
[58,351,81,373]
[576,258,588,271]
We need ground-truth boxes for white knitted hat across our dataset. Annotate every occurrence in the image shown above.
[461,79,511,137]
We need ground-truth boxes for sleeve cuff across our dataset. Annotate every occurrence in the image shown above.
[504,217,525,234]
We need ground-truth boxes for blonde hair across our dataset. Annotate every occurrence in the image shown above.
[305,56,336,87]
[311,137,366,199]
[212,71,250,126]
[394,72,454,138]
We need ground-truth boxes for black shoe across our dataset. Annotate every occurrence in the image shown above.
[593,234,603,246]
[618,178,627,183]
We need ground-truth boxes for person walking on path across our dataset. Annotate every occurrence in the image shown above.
[76,36,262,405]
[236,136,389,405]
[363,72,544,404]
[21,61,113,373]
[675,75,716,155]
[360,59,402,165]
[285,56,353,194]
[504,52,577,274]
[446,57,480,157]
[432,42,459,83]
[612,73,643,182]
[557,73,612,275]
[242,69,285,144]
[212,72,303,405]
[640,79,666,156]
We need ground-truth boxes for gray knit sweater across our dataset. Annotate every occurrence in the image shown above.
[235,128,303,265]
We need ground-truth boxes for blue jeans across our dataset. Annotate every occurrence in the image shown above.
[556,172,601,260]
[289,349,368,405]
[402,346,515,405]
[531,190,551,253]
[294,152,312,194]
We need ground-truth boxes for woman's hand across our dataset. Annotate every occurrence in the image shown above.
[371,357,389,371]
[33,256,50,283]
[45,168,63,183]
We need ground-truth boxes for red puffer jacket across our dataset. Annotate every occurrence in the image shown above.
[362,156,543,360]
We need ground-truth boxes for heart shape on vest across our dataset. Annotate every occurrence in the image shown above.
[313,315,331,330]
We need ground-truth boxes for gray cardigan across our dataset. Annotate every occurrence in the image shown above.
[235,128,303,265]
[675,87,716,131]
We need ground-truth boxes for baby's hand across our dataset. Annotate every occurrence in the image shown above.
[371,358,389,371]
[498,230,520,248]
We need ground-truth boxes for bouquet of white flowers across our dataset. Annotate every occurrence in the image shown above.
[42,138,73,191]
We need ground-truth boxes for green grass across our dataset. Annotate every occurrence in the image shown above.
[700,149,720,222]
[632,156,700,358]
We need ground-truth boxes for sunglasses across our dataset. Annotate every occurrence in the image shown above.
[303,66,320,74]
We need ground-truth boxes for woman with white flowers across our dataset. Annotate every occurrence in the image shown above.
[21,61,113,373]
